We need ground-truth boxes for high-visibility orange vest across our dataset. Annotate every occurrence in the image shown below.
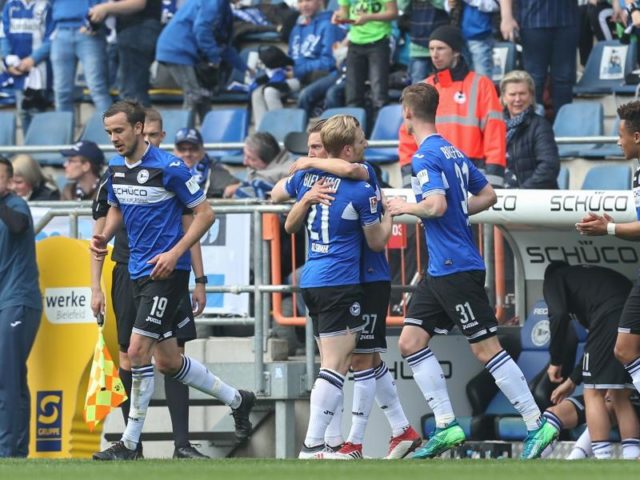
[399,69,506,186]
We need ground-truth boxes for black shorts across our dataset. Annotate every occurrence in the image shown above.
[583,310,632,388]
[113,264,196,350]
[131,270,193,342]
[566,395,587,426]
[302,284,365,338]
[354,281,389,354]
[619,283,640,335]
[404,270,498,344]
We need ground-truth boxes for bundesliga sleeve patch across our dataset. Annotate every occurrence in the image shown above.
[369,196,378,214]
[417,169,429,185]
[186,177,200,194]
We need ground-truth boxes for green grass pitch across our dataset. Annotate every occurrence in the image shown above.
[0,459,638,480]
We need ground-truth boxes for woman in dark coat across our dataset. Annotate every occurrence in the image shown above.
[501,70,560,189]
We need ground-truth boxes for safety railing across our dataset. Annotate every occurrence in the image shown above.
[0,134,621,156]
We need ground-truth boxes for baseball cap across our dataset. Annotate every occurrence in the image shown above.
[60,140,105,166]
[175,128,203,146]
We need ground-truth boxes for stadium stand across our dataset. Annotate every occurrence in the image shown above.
[79,111,108,144]
[578,117,623,159]
[24,111,74,166]
[157,108,193,144]
[553,102,603,158]
[574,40,637,96]
[201,107,249,164]
[257,108,308,143]
[581,164,632,190]
[0,111,16,147]
[364,104,403,164]
[557,167,570,190]
[319,107,368,135]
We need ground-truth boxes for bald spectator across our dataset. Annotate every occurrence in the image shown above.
[60,140,104,200]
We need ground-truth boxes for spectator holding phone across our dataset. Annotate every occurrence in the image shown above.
[332,0,398,118]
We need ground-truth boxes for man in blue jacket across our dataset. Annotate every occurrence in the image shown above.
[156,0,246,123]
[48,0,112,114]
[251,0,344,124]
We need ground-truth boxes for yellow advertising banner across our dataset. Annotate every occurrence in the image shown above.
[29,237,118,458]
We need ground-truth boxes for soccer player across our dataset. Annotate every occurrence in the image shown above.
[271,116,392,459]
[576,101,640,400]
[89,100,254,461]
[542,261,639,459]
[90,108,214,459]
[286,118,421,459]
[387,83,557,459]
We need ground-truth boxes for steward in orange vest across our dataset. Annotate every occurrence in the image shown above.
[398,25,506,187]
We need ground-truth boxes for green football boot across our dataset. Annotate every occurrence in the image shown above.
[411,421,466,459]
[521,418,559,459]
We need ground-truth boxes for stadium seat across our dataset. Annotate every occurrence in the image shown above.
[491,42,517,84]
[0,111,16,146]
[578,117,623,159]
[319,107,368,135]
[158,108,192,143]
[581,164,631,190]
[200,108,249,164]
[553,102,603,158]
[24,111,74,166]
[365,104,403,164]
[79,111,107,144]
[284,131,309,156]
[557,167,570,189]
[574,40,637,96]
[257,108,308,143]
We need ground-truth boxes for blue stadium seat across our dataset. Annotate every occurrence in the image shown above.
[257,108,308,142]
[201,108,249,164]
[159,108,193,144]
[574,40,637,96]
[320,107,368,135]
[0,111,16,146]
[557,167,570,189]
[553,102,603,158]
[24,111,75,166]
[581,165,631,190]
[80,111,107,144]
[365,104,403,164]
[491,42,517,84]
[578,118,623,159]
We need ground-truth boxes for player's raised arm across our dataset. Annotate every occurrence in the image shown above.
[284,179,335,234]
[270,177,292,203]
[290,156,369,181]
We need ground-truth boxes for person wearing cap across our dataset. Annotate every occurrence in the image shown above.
[250,0,345,125]
[223,131,293,199]
[173,127,240,199]
[397,24,506,189]
[60,140,105,200]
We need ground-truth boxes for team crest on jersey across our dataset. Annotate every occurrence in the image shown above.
[453,91,466,104]
[350,302,361,316]
[369,196,378,213]
[137,169,149,184]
